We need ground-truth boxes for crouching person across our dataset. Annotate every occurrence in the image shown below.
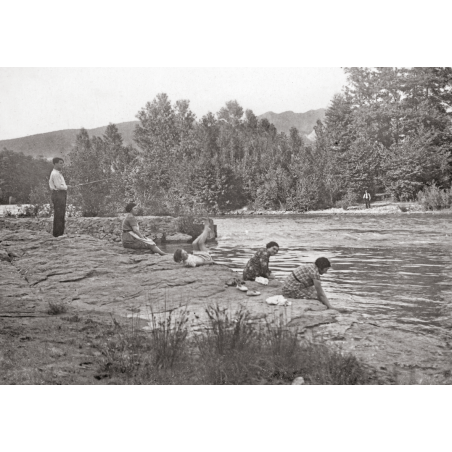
[174,219,215,267]
[282,257,335,309]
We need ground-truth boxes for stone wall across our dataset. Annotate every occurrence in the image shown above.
[0,216,193,244]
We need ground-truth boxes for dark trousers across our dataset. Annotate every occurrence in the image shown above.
[365,199,371,208]
[51,190,67,237]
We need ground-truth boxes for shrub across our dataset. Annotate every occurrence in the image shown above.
[96,304,371,385]
[148,307,190,368]
[47,302,68,315]
[335,189,360,210]
[417,184,452,210]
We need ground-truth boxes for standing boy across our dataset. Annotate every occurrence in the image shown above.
[49,157,68,237]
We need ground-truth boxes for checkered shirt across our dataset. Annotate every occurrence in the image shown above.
[282,263,320,295]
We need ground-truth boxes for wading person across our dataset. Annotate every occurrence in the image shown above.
[122,202,166,255]
[49,157,68,237]
[363,190,371,208]
[173,219,214,267]
[242,241,279,281]
[282,257,335,309]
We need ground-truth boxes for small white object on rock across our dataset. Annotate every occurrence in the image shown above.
[255,276,269,285]
[266,295,291,306]
[292,377,305,385]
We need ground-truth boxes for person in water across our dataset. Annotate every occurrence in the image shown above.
[282,257,335,309]
[242,241,279,281]
[173,219,215,267]
[121,202,166,255]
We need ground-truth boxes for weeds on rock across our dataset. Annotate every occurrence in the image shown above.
[47,301,68,315]
[148,306,190,369]
[100,314,150,377]
[96,303,370,385]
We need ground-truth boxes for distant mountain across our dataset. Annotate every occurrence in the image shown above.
[0,108,325,159]
[257,109,325,138]
[0,121,138,159]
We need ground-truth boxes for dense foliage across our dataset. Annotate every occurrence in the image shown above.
[3,68,451,214]
[319,67,452,202]
[0,149,52,204]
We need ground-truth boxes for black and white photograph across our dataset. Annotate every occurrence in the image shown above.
[1,1,451,451]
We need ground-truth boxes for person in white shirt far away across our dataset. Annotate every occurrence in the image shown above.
[363,190,371,209]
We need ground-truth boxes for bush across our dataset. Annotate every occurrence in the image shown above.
[47,302,68,315]
[96,304,371,385]
[335,189,360,210]
[417,184,452,210]
[29,184,51,217]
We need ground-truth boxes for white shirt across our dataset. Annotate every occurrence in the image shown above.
[49,169,68,191]
[184,251,213,267]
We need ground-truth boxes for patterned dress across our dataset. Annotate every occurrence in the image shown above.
[282,263,320,299]
[243,248,272,281]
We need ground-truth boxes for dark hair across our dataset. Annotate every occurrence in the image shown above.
[266,241,279,249]
[173,249,184,263]
[125,202,137,213]
[315,257,331,270]
[53,157,64,165]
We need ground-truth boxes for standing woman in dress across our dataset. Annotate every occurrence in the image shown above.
[121,202,166,255]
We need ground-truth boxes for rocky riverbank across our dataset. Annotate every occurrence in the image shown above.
[0,215,218,245]
[225,201,447,216]
[1,228,452,384]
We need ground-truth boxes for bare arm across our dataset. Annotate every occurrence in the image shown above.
[313,280,334,309]
[196,259,214,266]
[258,251,272,278]
[131,225,145,239]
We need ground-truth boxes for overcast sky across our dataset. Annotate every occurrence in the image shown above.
[0,68,347,141]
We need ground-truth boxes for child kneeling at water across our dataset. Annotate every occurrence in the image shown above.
[173,219,215,267]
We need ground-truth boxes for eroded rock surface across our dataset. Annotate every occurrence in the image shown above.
[1,228,452,384]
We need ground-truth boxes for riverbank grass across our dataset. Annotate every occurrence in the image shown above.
[97,304,370,385]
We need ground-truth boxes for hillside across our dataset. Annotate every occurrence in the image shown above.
[0,108,325,159]
[0,121,138,159]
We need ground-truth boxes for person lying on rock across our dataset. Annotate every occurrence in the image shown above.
[173,219,215,267]
[121,202,166,255]
[282,257,335,309]
[242,241,279,281]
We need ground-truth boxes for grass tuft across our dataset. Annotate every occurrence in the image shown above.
[47,301,68,315]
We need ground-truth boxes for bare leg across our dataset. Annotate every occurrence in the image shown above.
[150,245,166,256]
[192,219,211,252]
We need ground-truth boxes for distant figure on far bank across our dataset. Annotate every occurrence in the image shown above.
[282,257,335,310]
[173,219,215,267]
[363,190,371,208]
[122,202,166,255]
[243,241,279,281]
[49,157,68,237]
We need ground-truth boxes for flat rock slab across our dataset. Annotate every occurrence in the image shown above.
[1,228,452,384]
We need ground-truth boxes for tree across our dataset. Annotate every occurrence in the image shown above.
[66,129,112,216]
[0,149,52,204]
[382,127,450,200]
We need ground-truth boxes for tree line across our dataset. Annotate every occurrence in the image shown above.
[1,67,451,215]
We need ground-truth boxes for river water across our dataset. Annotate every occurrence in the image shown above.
[170,213,452,336]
